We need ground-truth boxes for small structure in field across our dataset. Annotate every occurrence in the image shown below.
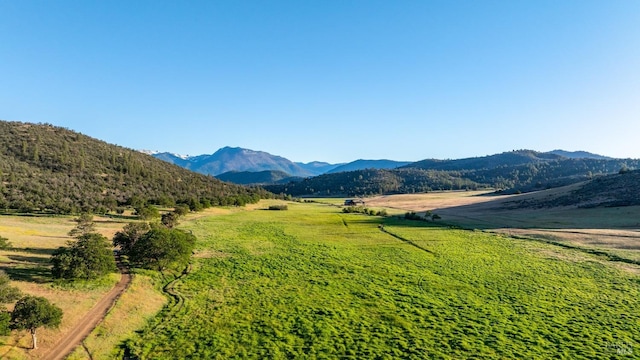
[344,199,366,206]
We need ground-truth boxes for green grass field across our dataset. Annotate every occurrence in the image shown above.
[123,201,640,359]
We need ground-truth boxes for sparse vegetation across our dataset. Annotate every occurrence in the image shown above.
[67,213,96,237]
[0,236,12,250]
[342,205,387,216]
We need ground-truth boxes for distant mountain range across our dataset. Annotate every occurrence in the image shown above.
[151,147,316,177]
[150,147,616,187]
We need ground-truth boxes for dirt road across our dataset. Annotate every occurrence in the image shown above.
[42,263,132,360]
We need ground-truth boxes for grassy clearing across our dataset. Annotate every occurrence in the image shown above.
[0,214,141,359]
[123,201,640,359]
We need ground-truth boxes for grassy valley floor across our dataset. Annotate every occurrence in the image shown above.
[124,201,640,359]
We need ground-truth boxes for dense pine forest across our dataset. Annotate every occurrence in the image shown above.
[0,121,270,213]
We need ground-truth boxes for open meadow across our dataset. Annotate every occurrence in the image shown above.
[123,200,640,359]
[368,191,640,267]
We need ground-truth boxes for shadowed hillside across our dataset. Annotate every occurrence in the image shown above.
[216,170,302,185]
[264,168,483,196]
[0,121,270,213]
[509,169,640,209]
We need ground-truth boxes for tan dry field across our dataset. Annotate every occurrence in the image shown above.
[366,188,640,266]
[0,214,164,360]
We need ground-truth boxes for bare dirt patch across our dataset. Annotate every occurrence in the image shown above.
[365,191,504,211]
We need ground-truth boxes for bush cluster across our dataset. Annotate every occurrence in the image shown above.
[342,206,387,216]
[268,205,288,211]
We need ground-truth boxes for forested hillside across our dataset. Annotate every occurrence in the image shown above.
[264,168,483,196]
[510,169,640,208]
[265,152,640,197]
[216,170,302,185]
[0,121,270,213]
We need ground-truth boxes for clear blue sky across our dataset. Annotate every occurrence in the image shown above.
[1,1,639,163]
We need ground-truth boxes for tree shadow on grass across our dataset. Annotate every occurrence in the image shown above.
[0,265,51,283]
[6,254,50,265]
[14,247,56,256]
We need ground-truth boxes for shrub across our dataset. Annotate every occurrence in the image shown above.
[404,212,423,221]
[0,236,12,250]
[268,205,288,211]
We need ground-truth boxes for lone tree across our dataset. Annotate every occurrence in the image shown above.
[51,233,117,280]
[68,213,96,237]
[129,225,196,272]
[112,222,151,256]
[11,296,63,349]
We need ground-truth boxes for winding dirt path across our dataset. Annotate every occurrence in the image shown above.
[42,260,132,360]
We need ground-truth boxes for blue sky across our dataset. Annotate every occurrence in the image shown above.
[1,1,639,163]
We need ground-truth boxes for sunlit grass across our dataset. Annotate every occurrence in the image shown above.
[124,201,640,359]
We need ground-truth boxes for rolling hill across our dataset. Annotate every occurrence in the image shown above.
[264,168,484,197]
[507,169,640,209]
[327,159,411,174]
[406,150,563,171]
[547,149,612,160]
[0,121,270,213]
[266,150,640,197]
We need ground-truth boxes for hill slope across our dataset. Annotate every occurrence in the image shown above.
[264,168,483,196]
[510,169,640,209]
[267,150,640,197]
[153,147,313,177]
[547,149,611,160]
[327,159,411,174]
[407,150,563,171]
[0,121,269,213]
[216,170,302,185]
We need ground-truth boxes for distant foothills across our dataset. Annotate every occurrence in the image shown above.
[148,146,639,197]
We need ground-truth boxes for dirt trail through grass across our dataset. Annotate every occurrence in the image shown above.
[41,259,131,360]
